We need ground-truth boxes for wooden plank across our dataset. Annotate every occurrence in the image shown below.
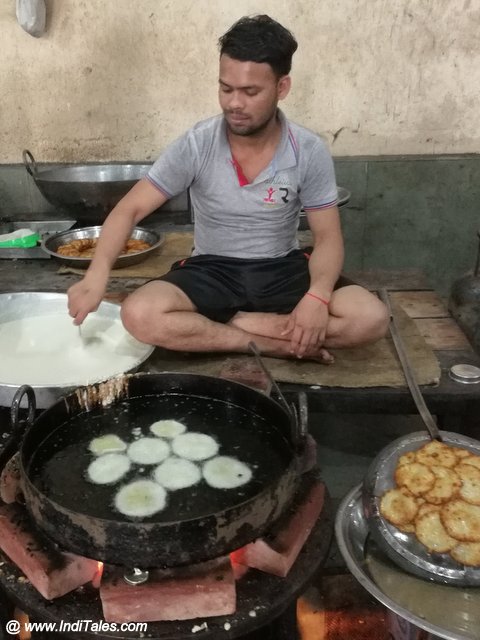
[344,269,431,291]
[413,318,472,351]
[392,291,448,319]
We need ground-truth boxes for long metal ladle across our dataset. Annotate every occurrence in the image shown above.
[77,323,101,346]
[378,289,442,441]
[77,323,87,345]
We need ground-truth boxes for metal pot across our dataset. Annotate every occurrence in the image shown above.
[6,374,307,568]
[23,150,150,220]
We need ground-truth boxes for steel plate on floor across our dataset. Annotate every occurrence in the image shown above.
[336,485,480,640]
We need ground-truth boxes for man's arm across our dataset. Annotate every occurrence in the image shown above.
[305,205,344,301]
[282,206,344,357]
[67,178,168,324]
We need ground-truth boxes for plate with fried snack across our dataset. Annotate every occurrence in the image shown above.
[41,225,164,268]
[363,430,480,586]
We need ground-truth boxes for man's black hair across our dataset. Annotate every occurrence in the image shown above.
[218,15,298,77]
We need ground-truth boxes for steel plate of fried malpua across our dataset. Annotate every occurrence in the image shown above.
[336,485,480,640]
[41,226,164,269]
[362,430,480,586]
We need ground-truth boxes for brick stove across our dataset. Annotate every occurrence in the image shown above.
[0,465,331,640]
[0,366,332,639]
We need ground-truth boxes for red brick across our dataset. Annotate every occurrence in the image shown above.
[300,434,318,474]
[0,503,99,599]
[100,557,236,623]
[232,481,325,577]
[0,453,23,504]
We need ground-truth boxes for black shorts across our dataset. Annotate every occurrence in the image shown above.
[156,249,353,323]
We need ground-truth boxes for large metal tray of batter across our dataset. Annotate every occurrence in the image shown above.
[0,292,154,408]
[362,430,480,587]
[336,484,480,640]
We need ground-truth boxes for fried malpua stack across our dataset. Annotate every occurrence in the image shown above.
[56,238,96,257]
[56,238,151,258]
[379,441,480,566]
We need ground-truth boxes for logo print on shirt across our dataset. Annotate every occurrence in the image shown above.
[263,187,276,203]
[280,188,289,203]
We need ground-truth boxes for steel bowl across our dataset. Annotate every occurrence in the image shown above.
[41,226,164,269]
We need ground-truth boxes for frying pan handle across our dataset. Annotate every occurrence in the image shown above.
[11,385,36,429]
[247,341,296,417]
[289,391,308,447]
[296,391,308,439]
[246,342,308,447]
[22,149,38,176]
[289,391,308,451]
[0,386,36,473]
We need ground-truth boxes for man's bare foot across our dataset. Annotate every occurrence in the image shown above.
[312,347,335,364]
[257,340,335,364]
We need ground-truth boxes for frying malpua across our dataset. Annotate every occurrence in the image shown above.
[127,437,171,465]
[171,432,219,461]
[149,419,187,439]
[89,434,127,456]
[203,455,252,489]
[153,457,201,490]
[114,479,167,518]
[86,453,131,485]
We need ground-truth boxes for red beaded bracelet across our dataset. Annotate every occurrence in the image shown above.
[305,292,330,306]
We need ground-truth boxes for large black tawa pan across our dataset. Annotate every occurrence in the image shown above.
[6,372,307,568]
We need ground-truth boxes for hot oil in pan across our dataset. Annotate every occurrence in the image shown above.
[28,394,292,522]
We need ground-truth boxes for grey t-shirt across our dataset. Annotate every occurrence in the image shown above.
[147,110,338,259]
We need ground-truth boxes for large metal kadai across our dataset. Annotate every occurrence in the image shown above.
[5,373,308,568]
[23,150,150,220]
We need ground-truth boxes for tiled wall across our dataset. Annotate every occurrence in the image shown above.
[1,155,479,295]
[336,155,480,295]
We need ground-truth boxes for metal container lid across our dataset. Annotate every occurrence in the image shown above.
[449,363,480,384]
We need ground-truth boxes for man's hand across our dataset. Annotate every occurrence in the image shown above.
[67,276,108,325]
[281,294,330,358]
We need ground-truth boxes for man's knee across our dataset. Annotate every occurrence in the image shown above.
[120,294,155,342]
[120,281,195,344]
[332,286,390,344]
[365,298,390,341]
